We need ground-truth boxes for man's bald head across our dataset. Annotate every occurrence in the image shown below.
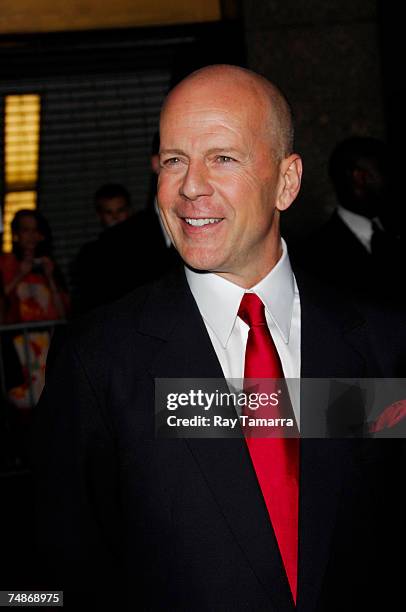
[160,64,294,161]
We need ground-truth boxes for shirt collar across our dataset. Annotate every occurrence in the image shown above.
[185,238,296,348]
[336,205,373,251]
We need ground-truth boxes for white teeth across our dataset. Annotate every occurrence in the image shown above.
[184,218,222,227]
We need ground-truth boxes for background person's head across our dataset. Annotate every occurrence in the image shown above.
[150,131,160,176]
[94,183,131,228]
[145,132,161,211]
[11,209,52,259]
[158,64,302,288]
[328,137,388,219]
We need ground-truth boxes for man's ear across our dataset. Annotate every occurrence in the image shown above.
[151,154,160,175]
[276,154,303,211]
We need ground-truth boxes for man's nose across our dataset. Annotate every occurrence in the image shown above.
[180,160,214,200]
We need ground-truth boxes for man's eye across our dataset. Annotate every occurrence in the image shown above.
[216,155,234,163]
[163,157,180,166]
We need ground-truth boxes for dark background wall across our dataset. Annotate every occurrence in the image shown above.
[243,0,386,240]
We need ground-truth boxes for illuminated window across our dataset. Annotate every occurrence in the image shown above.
[2,94,41,252]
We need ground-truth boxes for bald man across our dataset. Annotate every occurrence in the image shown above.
[34,66,405,611]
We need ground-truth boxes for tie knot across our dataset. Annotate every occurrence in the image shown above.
[238,293,267,328]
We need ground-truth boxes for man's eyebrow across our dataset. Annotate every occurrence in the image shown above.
[159,149,185,156]
[160,147,241,156]
[205,147,240,156]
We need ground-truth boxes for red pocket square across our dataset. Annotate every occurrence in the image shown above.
[368,399,406,433]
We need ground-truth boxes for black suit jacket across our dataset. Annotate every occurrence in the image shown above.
[33,267,405,611]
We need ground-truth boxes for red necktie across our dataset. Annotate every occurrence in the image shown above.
[238,293,299,603]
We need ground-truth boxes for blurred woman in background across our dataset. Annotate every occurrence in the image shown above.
[0,209,69,408]
[0,209,68,323]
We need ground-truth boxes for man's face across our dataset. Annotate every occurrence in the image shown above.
[351,158,385,218]
[158,84,287,286]
[97,196,130,228]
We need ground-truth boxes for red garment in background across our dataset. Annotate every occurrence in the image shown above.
[0,253,67,324]
[0,253,68,408]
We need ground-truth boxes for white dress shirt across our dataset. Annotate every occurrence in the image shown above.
[336,205,378,253]
[185,239,301,422]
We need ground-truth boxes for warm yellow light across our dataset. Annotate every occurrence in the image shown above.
[0,0,221,34]
[4,94,41,187]
[3,94,40,252]
[2,191,37,253]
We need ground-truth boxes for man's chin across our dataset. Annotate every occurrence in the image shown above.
[181,251,227,274]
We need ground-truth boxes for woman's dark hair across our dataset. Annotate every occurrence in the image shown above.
[11,209,53,259]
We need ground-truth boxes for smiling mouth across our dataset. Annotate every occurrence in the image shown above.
[183,217,223,227]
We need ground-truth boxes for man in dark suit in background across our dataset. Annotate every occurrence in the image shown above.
[295,137,405,306]
[34,66,405,611]
[71,183,133,313]
[72,142,179,315]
